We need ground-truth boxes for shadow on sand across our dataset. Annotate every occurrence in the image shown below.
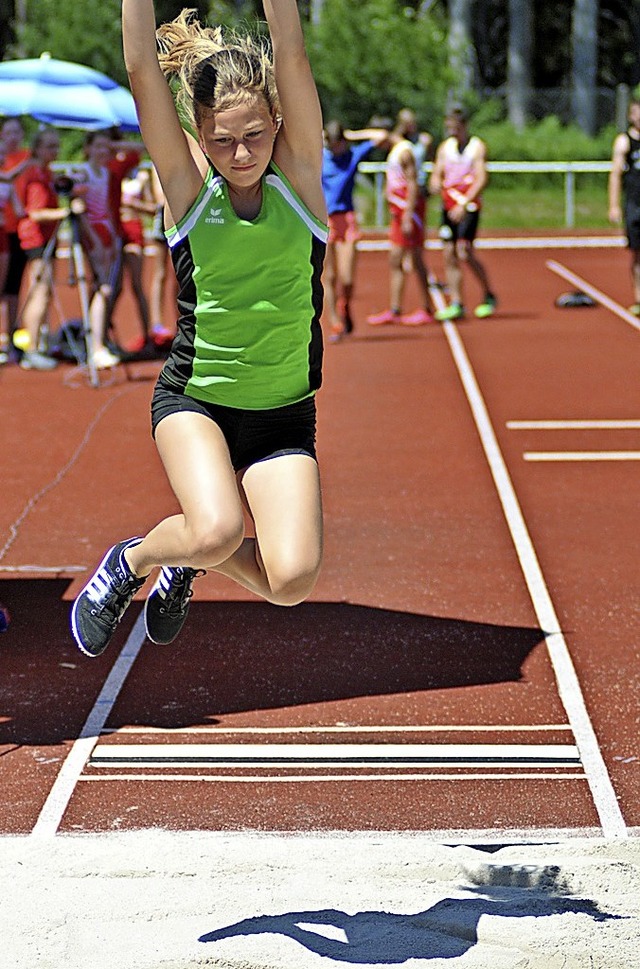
[199,865,623,963]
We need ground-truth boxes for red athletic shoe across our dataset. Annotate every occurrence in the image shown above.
[367,309,401,326]
[126,334,147,353]
[401,309,436,326]
[151,324,174,347]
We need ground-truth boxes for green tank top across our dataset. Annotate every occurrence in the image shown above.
[161,162,327,410]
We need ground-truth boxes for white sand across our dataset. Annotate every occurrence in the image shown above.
[2,831,639,969]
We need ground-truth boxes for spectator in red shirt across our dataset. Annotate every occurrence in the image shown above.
[0,139,30,363]
[14,128,70,370]
[1,118,30,337]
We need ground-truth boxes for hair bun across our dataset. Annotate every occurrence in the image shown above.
[193,59,218,106]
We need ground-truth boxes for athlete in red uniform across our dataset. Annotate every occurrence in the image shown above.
[366,117,435,327]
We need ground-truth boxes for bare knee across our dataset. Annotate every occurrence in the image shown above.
[265,552,322,606]
[185,514,244,568]
[443,245,457,270]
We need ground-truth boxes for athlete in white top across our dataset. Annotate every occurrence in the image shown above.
[429,106,497,321]
[71,131,143,368]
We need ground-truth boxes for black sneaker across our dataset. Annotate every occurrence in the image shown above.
[144,566,204,645]
[71,538,145,657]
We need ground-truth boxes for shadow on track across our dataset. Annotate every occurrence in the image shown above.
[0,580,544,742]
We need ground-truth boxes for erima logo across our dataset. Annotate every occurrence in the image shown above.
[206,207,224,224]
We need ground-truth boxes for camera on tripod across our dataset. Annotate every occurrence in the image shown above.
[53,173,76,196]
[53,171,86,216]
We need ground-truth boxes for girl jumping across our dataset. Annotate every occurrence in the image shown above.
[71,0,327,656]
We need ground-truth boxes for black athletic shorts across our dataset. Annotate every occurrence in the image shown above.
[151,380,317,472]
[4,233,27,294]
[624,203,640,251]
[439,207,480,244]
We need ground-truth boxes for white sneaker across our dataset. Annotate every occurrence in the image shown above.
[91,346,120,370]
[20,350,58,371]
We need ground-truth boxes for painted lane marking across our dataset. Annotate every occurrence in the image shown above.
[547,259,640,332]
[508,420,640,430]
[0,565,87,573]
[89,742,581,768]
[524,451,640,462]
[78,773,587,783]
[30,611,147,838]
[431,294,628,838]
[105,723,574,735]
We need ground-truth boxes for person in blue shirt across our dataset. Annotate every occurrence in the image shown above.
[322,121,387,341]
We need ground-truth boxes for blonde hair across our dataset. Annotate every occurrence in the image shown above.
[156,8,279,130]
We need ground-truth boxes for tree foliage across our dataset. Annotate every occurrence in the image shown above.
[2,0,639,139]
[307,0,452,129]
[8,0,127,84]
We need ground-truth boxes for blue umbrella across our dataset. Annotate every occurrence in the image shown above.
[0,54,139,131]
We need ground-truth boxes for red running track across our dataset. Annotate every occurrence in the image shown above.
[0,237,638,838]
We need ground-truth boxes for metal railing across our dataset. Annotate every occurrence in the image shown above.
[358,160,612,229]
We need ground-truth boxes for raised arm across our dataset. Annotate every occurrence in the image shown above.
[122,0,203,225]
[344,127,390,149]
[265,0,326,220]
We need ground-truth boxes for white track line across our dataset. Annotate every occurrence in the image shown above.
[525,451,640,462]
[508,420,640,430]
[431,291,627,838]
[30,610,147,839]
[547,259,640,332]
[89,742,581,768]
[0,565,86,573]
[78,773,587,783]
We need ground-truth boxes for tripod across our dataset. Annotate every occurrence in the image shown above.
[16,203,99,387]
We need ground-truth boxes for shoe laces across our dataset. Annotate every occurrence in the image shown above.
[161,567,205,617]
[89,571,141,626]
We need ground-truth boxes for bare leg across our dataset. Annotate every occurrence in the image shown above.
[409,246,434,312]
[461,240,492,299]
[127,412,323,607]
[389,244,405,314]
[149,241,175,330]
[335,238,358,329]
[89,286,112,353]
[323,242,340,330]
[442,241,463,305]
[127,412,245,576]
[87,240,117,355]
[215,453,323,605]
[20,258,53,349]
[124,246,151,340]
[631,249,640,305]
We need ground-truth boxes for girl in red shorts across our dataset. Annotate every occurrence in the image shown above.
[322,121,387,340]
[367,125,435,327]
